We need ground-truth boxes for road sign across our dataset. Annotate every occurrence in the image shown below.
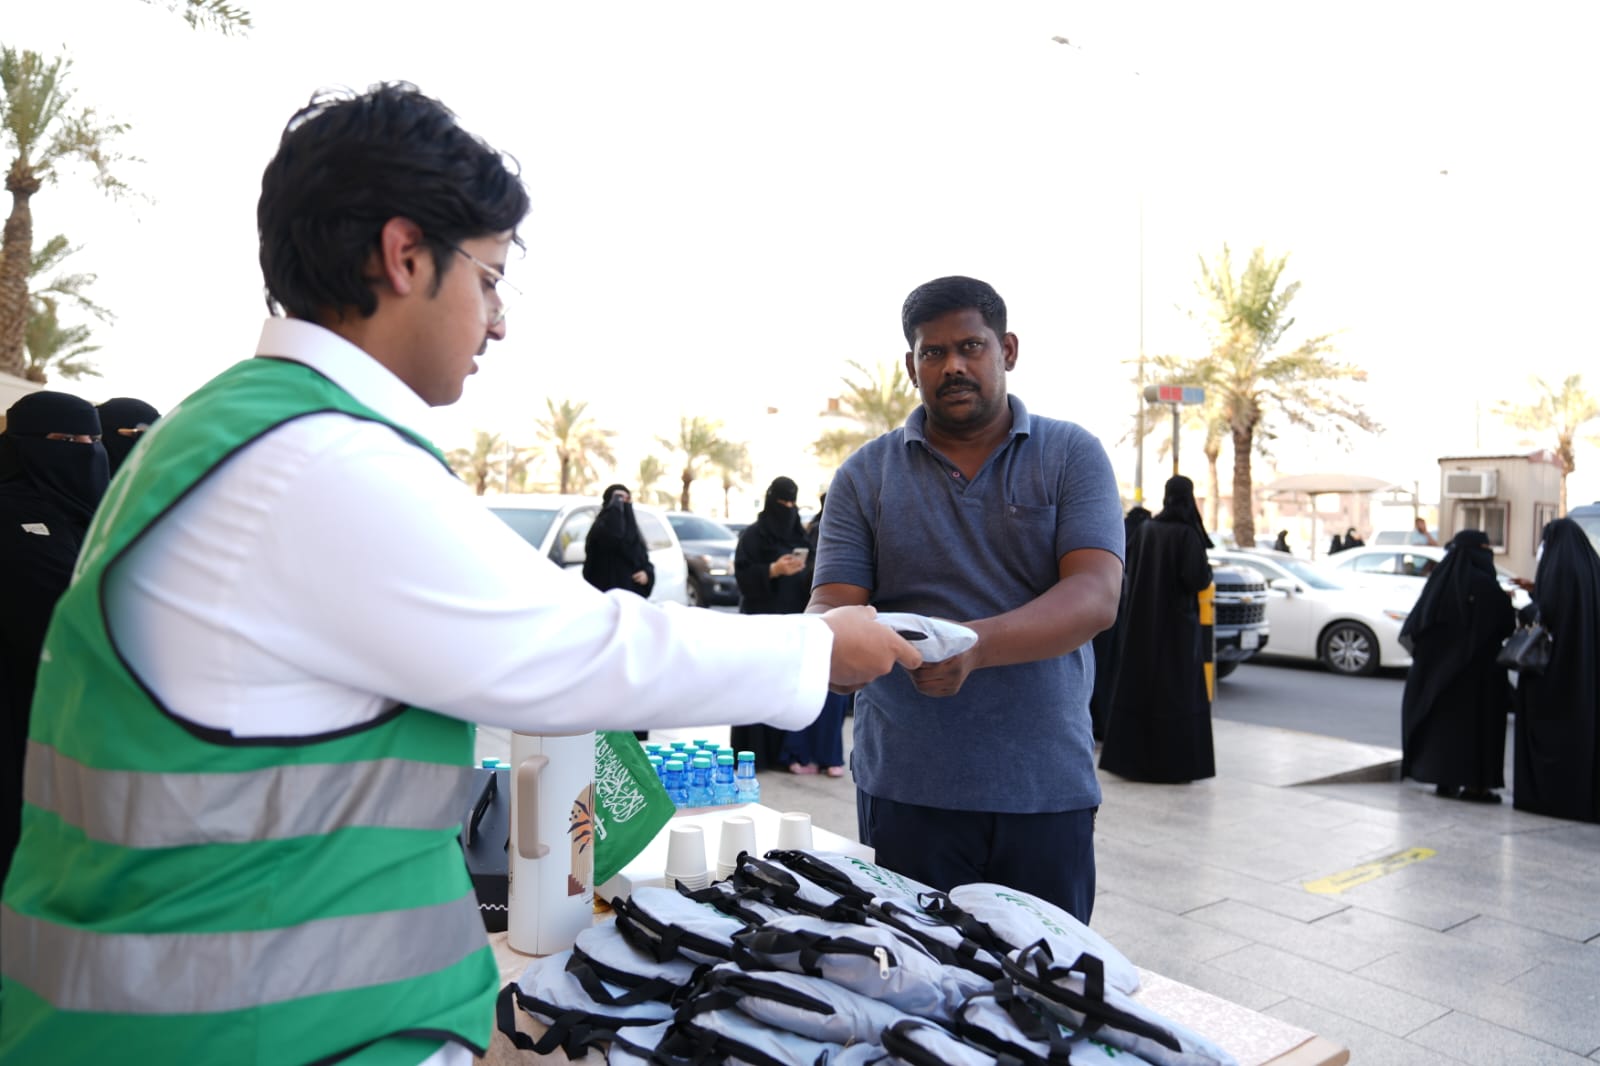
[1143,384,1205,405]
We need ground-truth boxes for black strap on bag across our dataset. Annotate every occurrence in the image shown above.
[563,951,688,1009]
[872,898,1004,981]
[1002,941,1181,1054]
[725,854,872,924]
[676,872,788,926]
[495,982,664,1060]
[880,1018,1027,1066]
[612,894,739,964]
[730,924,897,978]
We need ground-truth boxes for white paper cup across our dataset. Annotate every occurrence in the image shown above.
[665,824,708,889]
[776,811,813,851]
[717,816,757,879]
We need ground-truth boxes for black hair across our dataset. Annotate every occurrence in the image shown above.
[257,82,531,321]
[901,276,1007,347]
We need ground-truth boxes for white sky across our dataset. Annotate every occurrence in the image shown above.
[8,0,1600,514]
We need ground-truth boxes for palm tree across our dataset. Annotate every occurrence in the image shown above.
[146,0,253,34]
[21,234,112,383]
[533,398,616,496]
[446,431,505,496]
[813,359,918,469]
[24,295,100,382]
[1495,374,1600,515]
[1,48,131,378]
[660,415,725,512]
[636,455,674,507]
[710,441,752,519]
[1179,245,1377,549]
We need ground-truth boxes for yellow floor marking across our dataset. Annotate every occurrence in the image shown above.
[1302,847,1437,895]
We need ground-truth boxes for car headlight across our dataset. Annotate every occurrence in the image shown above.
[1383,609,1409,622]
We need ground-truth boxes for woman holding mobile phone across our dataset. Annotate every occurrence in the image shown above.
[731,477,823,771]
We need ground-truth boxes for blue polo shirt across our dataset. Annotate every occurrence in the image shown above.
[814,395,1124,813]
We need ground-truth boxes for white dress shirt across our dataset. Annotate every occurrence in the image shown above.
[104,319,832,1065]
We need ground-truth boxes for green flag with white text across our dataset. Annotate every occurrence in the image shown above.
[591,731,675,886]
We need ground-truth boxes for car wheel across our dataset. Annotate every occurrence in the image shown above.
[1215,659,1238,680]
[686,576,706,608]
[1320,621,1379,676]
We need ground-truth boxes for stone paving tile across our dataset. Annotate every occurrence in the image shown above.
[1185,899,1395,972]
[1409,1009,1596,1066]
[1263,997,1468,1066]
[1091,893,1253,962]
[1370,860,1600,942]
[1115,934,1288,1013]
[1208,943,1449,1037]
[1356,951,1600,1056]
[1331,876,1486,931]
[1447,915,1600,977]
[1505,963,1600,1052]
[1311,906,1540,983]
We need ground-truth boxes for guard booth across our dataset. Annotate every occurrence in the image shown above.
[1436,450,1562,580]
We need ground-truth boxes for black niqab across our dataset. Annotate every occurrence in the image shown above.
[582,483,654,597]
[1152,475,1212,549]
[97,397,160,477]
[0,391,109,525]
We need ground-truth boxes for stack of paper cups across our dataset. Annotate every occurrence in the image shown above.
[717,815,757,880]
[664,824,710,891]
[776,811,813,851]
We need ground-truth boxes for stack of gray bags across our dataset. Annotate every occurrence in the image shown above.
[497,849,1239,1066]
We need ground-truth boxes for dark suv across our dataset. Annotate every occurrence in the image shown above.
[665,512,740,607]
[1211,562,1270,679]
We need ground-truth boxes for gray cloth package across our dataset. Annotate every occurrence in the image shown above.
[612,885,751,964]
[731,913,971,1021]
[571,921,705,1003]
[948,883,1141,995]
[699,962,921,1045]
[497,950,676,1060]
[680,1006,851,1065]
[958,990,1156,1065]
[877,1018,1014,1066]
[1002,943,1237,1066]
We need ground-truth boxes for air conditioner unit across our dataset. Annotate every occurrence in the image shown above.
[1443,470,1498,499]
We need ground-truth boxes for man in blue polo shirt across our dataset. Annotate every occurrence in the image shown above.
[808,275,1124,922]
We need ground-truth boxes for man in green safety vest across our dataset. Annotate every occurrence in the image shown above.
[0,83,918,1065]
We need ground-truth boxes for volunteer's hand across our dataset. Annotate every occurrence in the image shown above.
[770,553,807,578]
[908,643,980,698]
[820,606,922,692]
[631,570,649,585]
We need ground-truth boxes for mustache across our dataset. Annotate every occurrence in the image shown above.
[938,378,980,397]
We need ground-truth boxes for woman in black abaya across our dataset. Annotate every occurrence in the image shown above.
[1512,518,1600,821]
[1100,477,1216,783]
[730,477,811,770]
[582,484,654,598]
[1399,530,1516,802]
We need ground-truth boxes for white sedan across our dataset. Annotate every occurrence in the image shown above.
[1208,549,1414,676]
[1321,544,1530,609]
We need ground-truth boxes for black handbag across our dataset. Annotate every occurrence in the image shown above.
[1496,617,1552,674]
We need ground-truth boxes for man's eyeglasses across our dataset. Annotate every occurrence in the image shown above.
[451,245,522,327]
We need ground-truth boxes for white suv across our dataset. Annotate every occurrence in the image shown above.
[487,494,689,605]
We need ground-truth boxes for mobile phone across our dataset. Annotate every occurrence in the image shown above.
[792,547,810,561]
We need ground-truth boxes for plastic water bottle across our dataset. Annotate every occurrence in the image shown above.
[647,755,665,781]
[689,756,715,807]
[663,759,689,807]
[712,753,737,806]
[734,750,761,805]
[645,743,664,758]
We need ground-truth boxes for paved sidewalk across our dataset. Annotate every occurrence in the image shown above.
[749,718,1600,1065]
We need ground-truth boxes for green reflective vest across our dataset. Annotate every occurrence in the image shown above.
[1,357,497,1065]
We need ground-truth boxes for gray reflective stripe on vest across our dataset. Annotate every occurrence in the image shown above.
[2,892,487,1014]
[24,739,477,847]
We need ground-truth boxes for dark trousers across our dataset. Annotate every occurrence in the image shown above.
[780,692,848,769]
[857,790,1097,924]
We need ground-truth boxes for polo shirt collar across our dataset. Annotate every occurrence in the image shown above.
[254,317,431,430]
[905,394,1032,443]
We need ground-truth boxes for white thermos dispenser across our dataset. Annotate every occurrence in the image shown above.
[507,731,596,955]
